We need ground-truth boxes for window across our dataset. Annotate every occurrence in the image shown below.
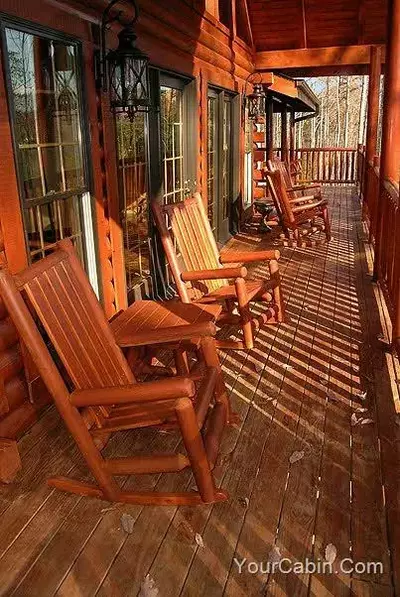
[207,88,236,243]
[3,24,98,292]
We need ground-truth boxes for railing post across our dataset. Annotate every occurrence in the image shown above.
[363,46,382,220]
[373,0,400,349]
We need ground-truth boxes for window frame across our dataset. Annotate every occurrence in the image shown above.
[0,14,97,282]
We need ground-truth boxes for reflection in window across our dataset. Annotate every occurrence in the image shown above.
[5,28,86,262]
[221,99,231,221]
[116,112,150,299]
[244,109,253,206]
[160,87,184,204]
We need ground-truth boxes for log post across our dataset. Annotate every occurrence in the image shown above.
[373,0,400,350]
[363,46,382,219]
[281,104,288,164]
[289,108,296,164]
[266,95,274,161]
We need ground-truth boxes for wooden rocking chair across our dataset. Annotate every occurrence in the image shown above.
[268,157,323,201]
[0,240,234,506]
[264,169,331,242]
[152,194,285,350]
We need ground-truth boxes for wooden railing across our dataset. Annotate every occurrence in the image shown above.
[293,148,358,184]
[272,147,358,183]
[357,146,400,352]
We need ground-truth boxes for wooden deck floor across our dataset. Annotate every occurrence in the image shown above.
[0,186,399,597]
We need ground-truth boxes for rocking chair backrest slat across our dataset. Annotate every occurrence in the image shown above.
[15,240,134,391]
[268,158,293,189]
[153,195,228,298]
[264,169,296,226]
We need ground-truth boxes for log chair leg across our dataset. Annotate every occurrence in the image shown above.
[174,348,190,376]
[235,278,254,349]
[323,207,332,240]
[199,336,238,425]
[269,259,285,323]
[175,397,216,503]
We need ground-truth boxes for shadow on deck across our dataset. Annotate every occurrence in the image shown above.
[0,186,399,597]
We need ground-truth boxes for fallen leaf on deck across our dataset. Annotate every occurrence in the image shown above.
[195,533,205,548]
[120,513,135,534]
[268,546,282,564]
[355,390,367,401]
[254,363,263,373]
[289,450,305,464]
[360,418,373,425]
[324,543,337,564]
[238,496,250,508]
[320,376,329,386]
[351,413,360,426]
[327,391,339,403]
[139,575,159,597]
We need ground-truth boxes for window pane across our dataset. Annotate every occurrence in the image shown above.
[5,30,85,199]
[160,86,184,204]
[116,112,150,298]
[26,195,83,262]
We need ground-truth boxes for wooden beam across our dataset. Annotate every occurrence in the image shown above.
[365,47,382,166]
[281,105,288,163]
[301,0,307,48]
[240,0,254,49]
[256,45,386,71]
[231,0,237,38]
[266,96,274,161]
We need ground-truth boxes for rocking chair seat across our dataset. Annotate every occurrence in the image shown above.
[197,280,273,303]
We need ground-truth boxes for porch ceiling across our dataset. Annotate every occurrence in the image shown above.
[250,0,388,77]
[249,0,388,52]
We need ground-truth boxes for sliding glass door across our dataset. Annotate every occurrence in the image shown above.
[207,87,235,244]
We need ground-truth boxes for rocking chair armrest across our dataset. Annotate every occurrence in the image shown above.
[292,183,321,191]
[289,195,318,205]
[70,377,196,408]
[181,267,247,282]
[220,250,280,264]
[115,321,217,348]
[292,200,325,213]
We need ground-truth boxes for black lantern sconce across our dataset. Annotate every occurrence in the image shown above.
[242,72,268,125]
[98,0,151,120]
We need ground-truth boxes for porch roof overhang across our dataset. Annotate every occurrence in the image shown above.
[260,72,319,114]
